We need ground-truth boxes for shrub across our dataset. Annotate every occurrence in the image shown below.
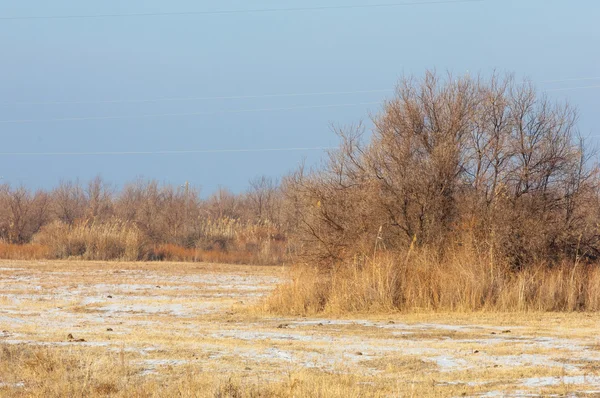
[283,71,599,268]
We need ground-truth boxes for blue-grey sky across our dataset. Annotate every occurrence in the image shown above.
[1,0,598,194]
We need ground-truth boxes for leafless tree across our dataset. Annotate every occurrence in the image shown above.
[247,176,280,222]
[85,176,114,221]
[0,186,51,243]
[284,71,599,267]
[52,180,86,225]
[206,187,241,220]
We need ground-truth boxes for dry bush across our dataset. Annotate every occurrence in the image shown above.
[151,244,269,265]
[265,247,600,315]
[283,71,599,268]
[0,185,51,244]
[151,243,200,261]
[34,219,146,261]
[151,220,287,265]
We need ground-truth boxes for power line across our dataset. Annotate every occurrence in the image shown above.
[0,101,382,124]
[0,79,597,124]
[0,82,597,156]
[545,84,600,92]
[2,89,393,107]
[0,147,336,156]
[0,0,484,21]
[3,77,599,108]
[1,81,598,124]
[541,77,600,84]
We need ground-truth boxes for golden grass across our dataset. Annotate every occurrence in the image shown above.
[34,220,144,261]
[194,218,287,265]
[0,343,396,398]
[0,243,50,260]
[0,217,288,265]
[3,344,567,398]
[264,248,600,315]
[0,343,452,398]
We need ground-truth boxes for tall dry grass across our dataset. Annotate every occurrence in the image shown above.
[0,242,50,260]
[145,217,287,264]
[193,218,287,264]
[34,219,145,261]
[13,217,288,264]
[265,246,600,315]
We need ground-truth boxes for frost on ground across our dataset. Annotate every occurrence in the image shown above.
[1,260,600,397]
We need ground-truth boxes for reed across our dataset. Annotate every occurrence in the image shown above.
[265,246,600,315]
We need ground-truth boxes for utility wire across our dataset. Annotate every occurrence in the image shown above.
[1,81,598,124]
[545,84,600,92]
[0,101,382,124]
[541,77,600,84]
[1,81,598,155]
[3,77,599,107]
[0,147,336,156]
[0,0,484,21]
[2,89,393,107]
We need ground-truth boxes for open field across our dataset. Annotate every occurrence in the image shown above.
[1,261,600,397]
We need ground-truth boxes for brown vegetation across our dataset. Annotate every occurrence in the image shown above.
[273,71,600,313]
[0,177,287,264]
[0,242,50,260]
[266,249,600,315]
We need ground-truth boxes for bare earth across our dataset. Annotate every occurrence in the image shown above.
[1,260,600,397]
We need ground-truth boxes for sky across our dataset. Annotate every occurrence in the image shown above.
[0,0,598,195]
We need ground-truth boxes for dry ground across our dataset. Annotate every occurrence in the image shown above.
[1,260,600,397]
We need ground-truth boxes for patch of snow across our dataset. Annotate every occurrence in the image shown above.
[0,382,25,388]
[428,355,469,371]
[0,315,29,324]
[95,303,191,316]
[521,375,600,388]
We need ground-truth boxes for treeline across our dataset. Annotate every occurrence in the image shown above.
[0,176,289,263]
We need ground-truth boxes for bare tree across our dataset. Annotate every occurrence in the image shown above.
[85,176,114,221]
[247,176,280,222]
[284,71,599,267]
[52,180,86,225]
[0,186,50,243]
[207,187,241,220]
